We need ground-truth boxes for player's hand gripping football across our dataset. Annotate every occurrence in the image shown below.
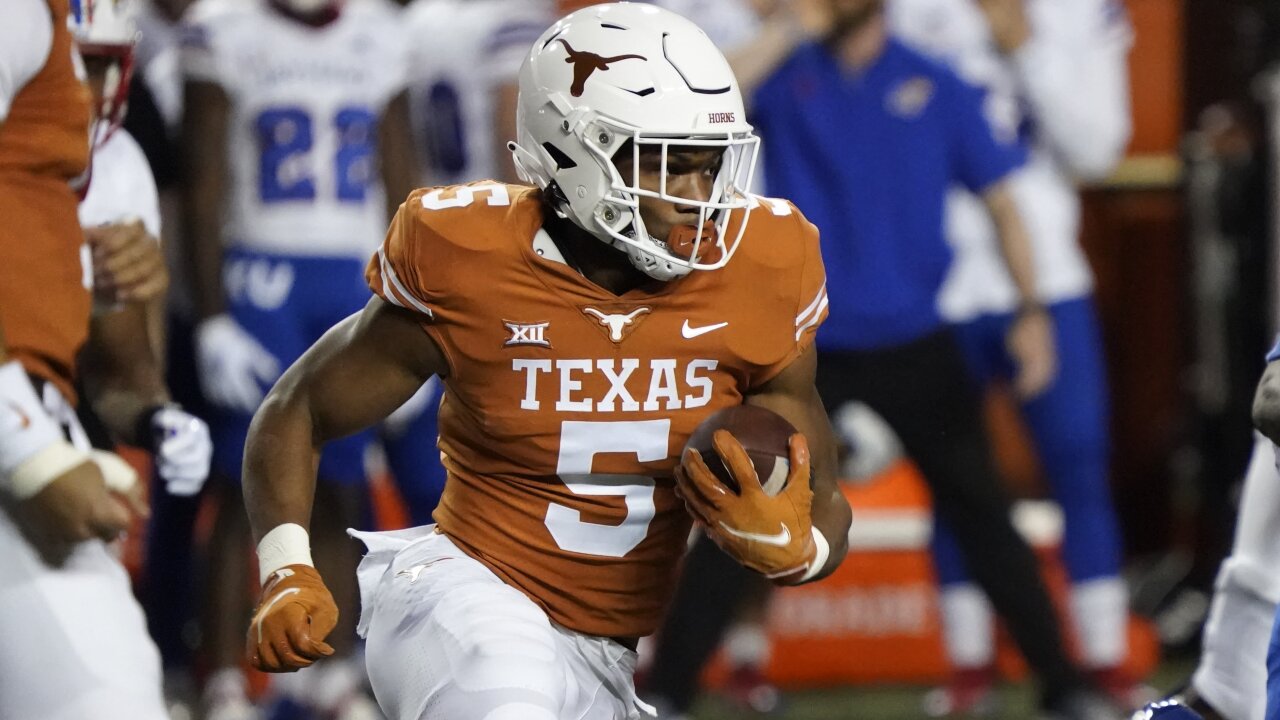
[247,564,338,672]
[676,431,817,583]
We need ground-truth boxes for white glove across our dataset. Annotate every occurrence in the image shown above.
[196,314,280,414]
[145,406,212,496]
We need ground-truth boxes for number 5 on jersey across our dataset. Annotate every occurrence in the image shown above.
[545,420,669,558]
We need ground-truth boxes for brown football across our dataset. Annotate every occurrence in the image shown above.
[685,405,796,496]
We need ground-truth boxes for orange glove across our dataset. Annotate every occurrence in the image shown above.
[676,430,816,582]
[246,564,338,672]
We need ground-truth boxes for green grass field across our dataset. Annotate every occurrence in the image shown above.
[690,659,1195,719]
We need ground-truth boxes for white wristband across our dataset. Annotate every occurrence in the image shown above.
[0,361,65,482]
[800,526,831,583]
[89,450,139,493]
[257,523,314,585]
[7,439,91,499]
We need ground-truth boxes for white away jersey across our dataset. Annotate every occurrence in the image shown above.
[79,129,162,238]
[182,0,412,259]
[404,0,551,185]
[890,0,1132,319]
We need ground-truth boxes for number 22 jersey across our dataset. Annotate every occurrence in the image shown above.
[181,0,411,259]
[367,183,828,638]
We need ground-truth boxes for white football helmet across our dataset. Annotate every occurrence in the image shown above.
[68,0,138,147]
[510,2,760,281]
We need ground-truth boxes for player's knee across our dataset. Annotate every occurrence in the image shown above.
[441,652,566,719]
[453,616,564,690]
[459,641,563,692]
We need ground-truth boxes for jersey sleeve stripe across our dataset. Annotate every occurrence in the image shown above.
[795,292,828,341]
[795,283,827,327]
[378,246,435,318]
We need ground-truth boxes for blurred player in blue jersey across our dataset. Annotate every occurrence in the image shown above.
[889,0,1141,711]
[179,0,418,717]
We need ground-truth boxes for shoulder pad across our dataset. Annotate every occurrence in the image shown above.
[401,181,543,255]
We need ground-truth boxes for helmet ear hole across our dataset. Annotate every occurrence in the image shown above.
[541,143,578,170]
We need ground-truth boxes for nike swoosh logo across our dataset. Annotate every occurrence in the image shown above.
[682,320,729,339]
[717,521,791,547]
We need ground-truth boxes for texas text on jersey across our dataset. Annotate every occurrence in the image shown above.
[367,181,827,638]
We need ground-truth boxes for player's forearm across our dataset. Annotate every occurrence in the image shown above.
[984,180,1039,305]
[145,293,167,367]
[182,81,231,320]
[379,91,419,222]
[808,485,851,580]
[245,304,443,541]
[802,409,850,583]
[81,304,170,445]
[243,383,323,543]
[184,182,228,321]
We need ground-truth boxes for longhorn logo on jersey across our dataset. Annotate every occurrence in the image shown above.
[556,40,646,97]
[583,306,650,343]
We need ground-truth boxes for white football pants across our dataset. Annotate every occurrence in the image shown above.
[1193,435,1280,720]
[0,385,166,720]
[352,526,652,720]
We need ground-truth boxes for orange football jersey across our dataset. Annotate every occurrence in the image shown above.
[366,182,828,638]
[0,0,93,401]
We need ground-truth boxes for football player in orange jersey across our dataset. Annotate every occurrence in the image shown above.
[0,1,173,719]
[241,3,852,718]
